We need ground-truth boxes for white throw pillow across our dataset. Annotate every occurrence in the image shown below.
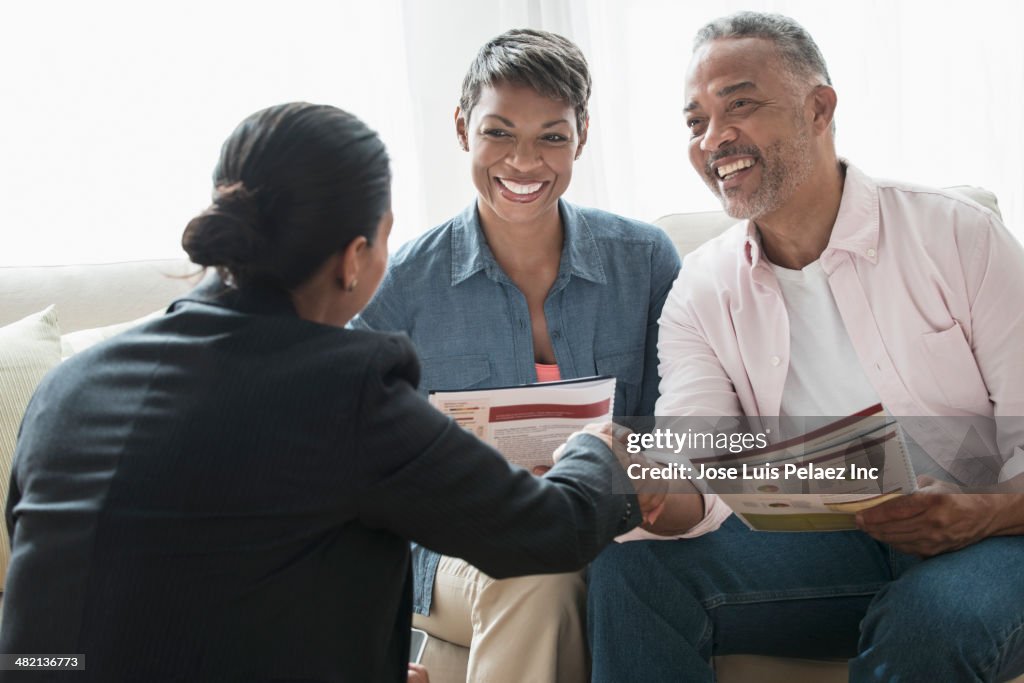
[0,305,62,587]
[60,309,162,359]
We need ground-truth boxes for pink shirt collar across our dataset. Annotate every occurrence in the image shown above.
[741,161,882,272]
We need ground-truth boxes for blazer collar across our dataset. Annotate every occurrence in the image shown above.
[170,271,299,318]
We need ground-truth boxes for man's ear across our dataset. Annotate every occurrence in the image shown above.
[575,115,589,160]
[455,106,469,151]
[809,85,837,135]
[335,236,368,290]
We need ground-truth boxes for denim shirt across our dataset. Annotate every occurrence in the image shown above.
[351,199,680,615]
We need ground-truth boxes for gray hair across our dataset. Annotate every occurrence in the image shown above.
[694,12,832,87]
[459,28,591,132]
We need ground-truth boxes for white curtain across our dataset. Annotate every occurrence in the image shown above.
[2,0,1022,266]
[0,0,426,265]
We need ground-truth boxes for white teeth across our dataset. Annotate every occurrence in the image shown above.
[499,179,543,194]
[716,158,755,178]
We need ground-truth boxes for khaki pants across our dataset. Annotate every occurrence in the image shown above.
[413,555,588,683]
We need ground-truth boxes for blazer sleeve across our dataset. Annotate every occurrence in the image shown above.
[353,335,641,579]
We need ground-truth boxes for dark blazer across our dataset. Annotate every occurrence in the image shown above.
[0,275,640,682]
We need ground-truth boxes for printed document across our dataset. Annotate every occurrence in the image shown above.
[648,405,916,531]
[429,376,616,471]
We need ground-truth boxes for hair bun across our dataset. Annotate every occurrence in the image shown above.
[181,103,391,290]
[181,182,267,271]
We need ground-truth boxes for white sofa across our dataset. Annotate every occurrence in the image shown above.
[2,188,1019,682]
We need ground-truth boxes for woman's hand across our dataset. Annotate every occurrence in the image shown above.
[408,662,430,683]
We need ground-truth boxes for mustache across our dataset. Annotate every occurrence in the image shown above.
[705,145,762,177]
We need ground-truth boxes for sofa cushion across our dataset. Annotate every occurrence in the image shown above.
[653,209,736,257]
[60,309,162,359]
[0,306,62,586]
[0,259,196,332]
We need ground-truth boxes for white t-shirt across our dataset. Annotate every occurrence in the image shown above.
[770,259,880,418]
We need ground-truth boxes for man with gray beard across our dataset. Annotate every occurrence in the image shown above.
[587,11,1024,682]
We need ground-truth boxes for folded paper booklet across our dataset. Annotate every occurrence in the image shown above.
[651,405,917,532]
[429,376,616,471]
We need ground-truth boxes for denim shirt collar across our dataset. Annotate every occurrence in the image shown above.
[450,199,608,287]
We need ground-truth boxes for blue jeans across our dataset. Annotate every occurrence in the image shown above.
[588,516,1024,682]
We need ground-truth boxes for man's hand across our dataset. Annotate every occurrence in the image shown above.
[548,422,667,526]
[635,482,668,527]
[855,476,998,557]
[408,663,430,683]
[638,492,705,537]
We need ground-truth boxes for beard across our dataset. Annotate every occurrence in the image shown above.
[704,120,814,220]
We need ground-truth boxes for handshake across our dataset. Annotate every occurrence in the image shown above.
[540,422,673,528]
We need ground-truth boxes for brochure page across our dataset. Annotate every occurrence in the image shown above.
[429,376,617,471]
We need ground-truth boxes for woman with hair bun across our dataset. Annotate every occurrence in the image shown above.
[0,102,654,682]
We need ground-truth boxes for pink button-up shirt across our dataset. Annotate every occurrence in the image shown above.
[648,163,1024,536]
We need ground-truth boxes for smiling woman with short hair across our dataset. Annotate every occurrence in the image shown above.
[352,28,681,683]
